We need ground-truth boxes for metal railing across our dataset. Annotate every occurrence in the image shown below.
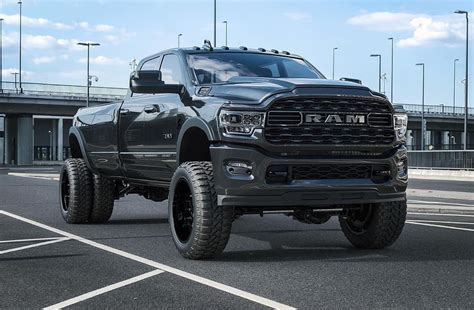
[407,144,474,151]
[401,103,474,117]
[0,81,127,101]
[408,150,474,170]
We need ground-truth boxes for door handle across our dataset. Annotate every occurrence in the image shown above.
[144,105,160,114]
[119,108,129,115]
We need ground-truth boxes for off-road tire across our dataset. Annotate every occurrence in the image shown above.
[168,161,233,259]
[59,158,93,224]
[339,200,407,249]
[90,174,115,223]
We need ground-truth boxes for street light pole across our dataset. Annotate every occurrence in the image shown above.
[455,10,469,150]
[178,33,182,48]
[18,1,23,94]
[77,42,100,108]
[213,0,217,47]
[222,21,228,46]
[370,54,382,92]
[416,63,425,150]
[453,58,459,111]
[11,72,18,94]
[332,47,338,80]
[388,37,394,102]
[0,18,4,94]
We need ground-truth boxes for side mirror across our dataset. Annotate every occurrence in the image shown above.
[130,70,183,94]
[340,77,363,85]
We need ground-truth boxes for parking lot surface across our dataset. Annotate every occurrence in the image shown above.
[1,167,473,309]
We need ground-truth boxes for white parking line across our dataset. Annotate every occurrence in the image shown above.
[408,199,474,207]
[7,173,59,181]
[0,237,64,244]
[0,237,69,255]
[0,210,296,310]
[406,221,474,232]
[408,212,474,218]
[408,220,474,225]
[44,269,164,310]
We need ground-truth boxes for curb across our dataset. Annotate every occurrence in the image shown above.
[408,206,474,215]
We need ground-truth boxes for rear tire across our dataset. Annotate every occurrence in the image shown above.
[59,158,93,224]
[90,174,115,223]
[339,200,407,249]
[168,161,233,259]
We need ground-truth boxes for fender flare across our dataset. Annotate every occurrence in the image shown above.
[68,127,99,174]
[176,118,216,164]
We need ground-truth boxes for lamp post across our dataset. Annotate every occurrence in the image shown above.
[454,10,469,150]
[453,58,459,111]
[77,42,100,107]
[388,37,394,102]
[18,1,23,94]
[370,54,382,92]
[416,63,425,150]
[222,20,228,46]
[332,47,338,80]
[0,18,4,94]
[177,33,182,48]
[213,0,217,47]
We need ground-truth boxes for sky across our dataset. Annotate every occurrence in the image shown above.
[0,0,472,106]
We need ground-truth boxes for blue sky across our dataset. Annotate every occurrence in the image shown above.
[0,0,472,106]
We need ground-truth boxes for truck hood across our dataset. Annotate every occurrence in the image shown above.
[207,78,377,104]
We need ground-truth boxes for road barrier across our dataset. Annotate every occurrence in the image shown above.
[408,150,474,170]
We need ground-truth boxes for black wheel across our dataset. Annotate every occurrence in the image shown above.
[168,161,233,259]
[59,158,93,224]
[339,200,407,249]
[90,174,115,223]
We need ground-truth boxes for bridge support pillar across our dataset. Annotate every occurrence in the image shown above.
[57,118,63,161]
[17,115,33,165]
[4,115,18,165]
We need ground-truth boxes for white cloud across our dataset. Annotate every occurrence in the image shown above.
[2,68,32,77]
[284,12,312,22]
[76,21,114,32]
[0,13,73,30]
[79,56,126,65]
[24,34,57,49]
[95,24,114,32]
[33,56,55,65]
[347,11,472,47]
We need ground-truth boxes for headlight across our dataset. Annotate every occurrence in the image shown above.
[219,110,265,135]
[393,113,408,140]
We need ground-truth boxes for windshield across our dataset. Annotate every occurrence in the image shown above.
[187,52,323,84]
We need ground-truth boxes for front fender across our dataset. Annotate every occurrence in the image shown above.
[68,126,99,175]
[176,117,216,164]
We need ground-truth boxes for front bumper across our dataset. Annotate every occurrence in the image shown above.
[210,144,408,208]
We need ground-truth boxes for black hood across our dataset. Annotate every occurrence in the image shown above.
[207,78,378,105]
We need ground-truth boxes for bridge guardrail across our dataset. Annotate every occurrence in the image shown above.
[408,150,474,170]
[402,103,474,117]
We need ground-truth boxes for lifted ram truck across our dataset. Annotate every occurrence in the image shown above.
[60,43,408,259]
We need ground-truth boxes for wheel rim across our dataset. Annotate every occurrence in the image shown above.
[60,169,70,212]
[172,178,194,243]
[344,204,373,234]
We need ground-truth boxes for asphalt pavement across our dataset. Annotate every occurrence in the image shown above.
[0,167,473,309]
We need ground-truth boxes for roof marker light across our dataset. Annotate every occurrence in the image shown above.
[239,46,248,50]
[281,51,290,55]
[258,48,266,52]
[271,49,279,54]
[221,46,229,50]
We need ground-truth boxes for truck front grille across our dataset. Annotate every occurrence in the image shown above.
[265,96,395,145]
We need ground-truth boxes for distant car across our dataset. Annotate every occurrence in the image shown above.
[60,43,408,259]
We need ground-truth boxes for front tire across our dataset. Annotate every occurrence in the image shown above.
[168,161,233,259]
[339,200,407,249]
[59,158,93,224]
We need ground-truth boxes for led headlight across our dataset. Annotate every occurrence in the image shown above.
[219,110,265,135]
[393,113,408,140]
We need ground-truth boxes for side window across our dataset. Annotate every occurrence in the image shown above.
[159,54,182,84]
[140,56,161,70]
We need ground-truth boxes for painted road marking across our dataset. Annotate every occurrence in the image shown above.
[408,220,474,225]
[44,270,165,310]
[408,199,474,207]
[408,212,474,218]
[0,210,296,310]
[0,237,65,244]
[406,221,474,232]
[7,173,59,181]
[0,237,69,255]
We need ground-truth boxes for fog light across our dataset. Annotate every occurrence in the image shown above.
[225,161,253,176]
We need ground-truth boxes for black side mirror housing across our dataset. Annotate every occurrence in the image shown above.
[340,77,363,85]
[130,70,183,94]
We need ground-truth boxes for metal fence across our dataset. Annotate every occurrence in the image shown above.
[408,150,474,170]
[0,81,127,101]
[401,103,474,117]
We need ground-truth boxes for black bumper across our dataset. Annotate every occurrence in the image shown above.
[210,144,408,208]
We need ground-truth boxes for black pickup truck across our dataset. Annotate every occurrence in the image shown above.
[60,43,408,259]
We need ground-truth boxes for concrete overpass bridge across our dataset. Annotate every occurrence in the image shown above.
[0,81,472,165]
